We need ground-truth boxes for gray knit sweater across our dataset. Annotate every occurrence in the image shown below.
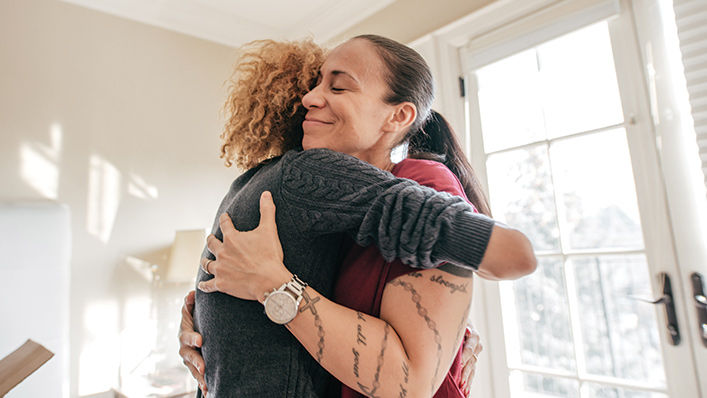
[194,148,494,397]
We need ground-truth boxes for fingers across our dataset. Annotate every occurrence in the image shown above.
[200,257,215,275]
[179,346,207,393]
[183,360,206,393]
[258,191,277,231]
[180,294,196,331]
[184,290,196,313]
[198,278,218,293]
[180,346,206,374]
[465,326,481,347]
[179,329,203,348]
[461,334,477,363]
[206,235,223,256]
[462,342,474,363]
[219,212,238,236]
[460,327,481,396]
[460,360,472,396]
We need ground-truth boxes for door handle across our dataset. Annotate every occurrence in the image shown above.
[690,272,707,347]
[630,273,680,346]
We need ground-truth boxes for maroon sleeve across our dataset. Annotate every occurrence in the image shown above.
[384,159,478,282]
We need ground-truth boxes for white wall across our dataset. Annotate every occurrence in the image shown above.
[328,0,496,45]
[0,0,238,396]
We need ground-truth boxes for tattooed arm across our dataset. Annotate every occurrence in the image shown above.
[285,268,473,398]
[198,194,476,397]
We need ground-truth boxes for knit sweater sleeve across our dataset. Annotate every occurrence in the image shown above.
[279,148,494,271]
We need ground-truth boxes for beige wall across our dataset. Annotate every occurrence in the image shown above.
[328,0,496,45]
[0,0,237,396]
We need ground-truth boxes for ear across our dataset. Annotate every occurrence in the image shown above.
[383,102,417,134]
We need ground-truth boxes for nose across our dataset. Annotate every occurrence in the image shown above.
[302,83,324,109]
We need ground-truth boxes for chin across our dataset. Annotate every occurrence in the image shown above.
[301,136,324,151]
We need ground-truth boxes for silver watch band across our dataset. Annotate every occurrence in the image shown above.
[284,274,307,297]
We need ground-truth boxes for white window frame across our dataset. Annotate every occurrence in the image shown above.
[410,0,706,396]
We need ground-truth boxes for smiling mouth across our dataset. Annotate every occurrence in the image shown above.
[303,118,332,126]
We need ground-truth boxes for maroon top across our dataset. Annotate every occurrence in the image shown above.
[334,158,475,398]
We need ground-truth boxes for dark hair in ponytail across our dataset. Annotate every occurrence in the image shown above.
[409,111,491,216]
[355,34,491,216]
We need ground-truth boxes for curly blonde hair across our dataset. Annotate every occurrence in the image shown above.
[220,39,325,169]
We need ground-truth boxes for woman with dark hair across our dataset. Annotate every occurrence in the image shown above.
[179,36,535,397]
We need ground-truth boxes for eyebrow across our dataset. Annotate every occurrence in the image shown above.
[330,70,360,85]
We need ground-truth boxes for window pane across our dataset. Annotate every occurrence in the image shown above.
[511,256,575,371]
[582,383,668,398]
[538,22,624,138]
[510,371,579,398]
[570,255,666,386]
[476,49,546,152]
[550,129,644,251]
[486,144,560,252]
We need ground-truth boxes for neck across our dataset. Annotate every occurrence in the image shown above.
[352,148,394,172]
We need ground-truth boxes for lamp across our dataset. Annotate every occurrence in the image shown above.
[165,229,206,283]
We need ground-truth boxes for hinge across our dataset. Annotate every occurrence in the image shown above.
[458,76,466,98]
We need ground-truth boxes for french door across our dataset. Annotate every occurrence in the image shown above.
[458,1,702,397]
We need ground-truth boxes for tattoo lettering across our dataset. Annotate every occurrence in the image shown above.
[353,347,361,378]
[353,310,367,379]
[357,324,367,346]
[390,279,443,395]
[429,274,468,294]
[357,323,390,398]
[408,271,423,278]
[300,290,325,363]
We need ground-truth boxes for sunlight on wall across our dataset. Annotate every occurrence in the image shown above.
[128,173,159,200]
[119,295,159,397]
[86,154,121,243]
[19,123,63,199]
[78,300,120,396]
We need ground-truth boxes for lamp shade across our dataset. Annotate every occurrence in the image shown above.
[166,229,205,283]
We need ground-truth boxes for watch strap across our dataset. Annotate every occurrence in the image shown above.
[284,274,307,298]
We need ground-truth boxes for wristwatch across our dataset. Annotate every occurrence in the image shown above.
[263,274,308,325]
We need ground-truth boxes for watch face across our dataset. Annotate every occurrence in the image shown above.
[264,291,297,324]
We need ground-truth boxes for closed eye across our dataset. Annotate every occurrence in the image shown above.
[331,87,345,93]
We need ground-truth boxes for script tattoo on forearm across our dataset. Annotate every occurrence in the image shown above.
[353,347,361,377]
[357,323,390,398]
[429,274,468,294]
[389,279,443,395]
[299,290,325,363]
[356,312,368,346]
[353,312,367,378]
[357,324,368,346]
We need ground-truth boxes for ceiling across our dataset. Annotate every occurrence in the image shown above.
[61,0,396,48]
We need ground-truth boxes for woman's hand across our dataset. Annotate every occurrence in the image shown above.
[459,326,483,397]
[198,191,292,302]
[178,290,207,396]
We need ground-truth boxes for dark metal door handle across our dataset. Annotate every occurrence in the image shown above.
[631,273,681,346]
[690,273,707,347]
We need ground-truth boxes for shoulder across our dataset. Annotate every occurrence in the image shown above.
[282,148,390,186]
[393,158,468,201]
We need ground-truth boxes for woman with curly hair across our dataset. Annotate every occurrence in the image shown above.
[179,36,535,397]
